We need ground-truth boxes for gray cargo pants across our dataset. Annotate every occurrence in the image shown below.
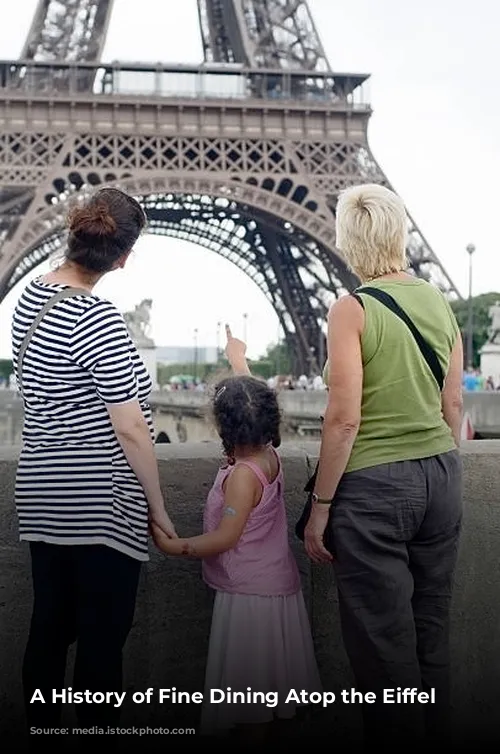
[329,450,463,748]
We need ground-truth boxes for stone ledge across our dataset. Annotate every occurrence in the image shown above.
[1,441,500,746]
[2,438,500,462]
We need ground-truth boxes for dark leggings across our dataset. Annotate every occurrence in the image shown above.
[23,542,141,729]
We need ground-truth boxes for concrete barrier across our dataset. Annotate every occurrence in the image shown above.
[1,441,500,749]
[2,389,500,440]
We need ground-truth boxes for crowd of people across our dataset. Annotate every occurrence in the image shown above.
[10,183,468,747]
[162,373,327,393]
[267,374,326,390]
[166,368,500,395]
[462,368,500,391]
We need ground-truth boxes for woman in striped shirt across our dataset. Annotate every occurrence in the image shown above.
[11,187,177,730]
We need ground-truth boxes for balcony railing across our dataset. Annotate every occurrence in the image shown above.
[0,59,371,109]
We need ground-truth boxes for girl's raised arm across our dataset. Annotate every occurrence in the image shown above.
[224,324,251,376]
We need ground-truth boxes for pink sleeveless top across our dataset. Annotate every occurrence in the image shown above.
[202,450,301,597]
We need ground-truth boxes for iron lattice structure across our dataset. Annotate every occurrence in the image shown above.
[0,0,460,373]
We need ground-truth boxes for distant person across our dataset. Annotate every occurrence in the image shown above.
[462,368,478,391]
[152,325,321,738]
[303,184,463,748]
[312,374,326,390]
[297,374,308,389]
[485,376,495,391]
[11,187,177,731]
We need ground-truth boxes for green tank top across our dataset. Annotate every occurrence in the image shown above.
[323,279,460,473]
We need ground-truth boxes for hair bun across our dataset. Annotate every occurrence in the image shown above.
[68,202,117,237]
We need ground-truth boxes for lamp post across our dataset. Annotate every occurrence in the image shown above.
[318,323,325,374]
[466,243,475,369]
[193,328,199,380]
[275,321,283,378]
[243,313,248,342]
[216,321,221,362]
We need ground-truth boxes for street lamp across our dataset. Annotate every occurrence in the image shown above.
[216,321,221,362]
[466,243,476,369]
[193,328,199,380]
[318,322,325,373]
[243,313,248,342]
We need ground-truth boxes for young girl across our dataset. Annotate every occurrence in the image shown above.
[152,325,322,736]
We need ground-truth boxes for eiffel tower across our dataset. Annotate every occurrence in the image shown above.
[0,0,460,373]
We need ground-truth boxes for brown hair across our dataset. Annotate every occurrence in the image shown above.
[65,187,147,273]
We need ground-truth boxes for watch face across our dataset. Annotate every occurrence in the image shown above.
[312,493,330,505]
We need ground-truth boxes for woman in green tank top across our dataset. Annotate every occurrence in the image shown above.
[303,183,463,747]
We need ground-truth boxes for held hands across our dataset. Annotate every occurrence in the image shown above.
[149,507,178,540]
[150,521,178,554]
[304,505,333,563]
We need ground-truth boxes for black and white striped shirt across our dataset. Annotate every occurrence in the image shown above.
[11,278,154,561]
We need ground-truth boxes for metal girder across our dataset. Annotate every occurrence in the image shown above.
[198,0,330,70]
[21,0,114,62]
[0,90,461,374]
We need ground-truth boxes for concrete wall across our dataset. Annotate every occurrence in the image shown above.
[462,390,500,436]
[2,390,500,442]
[1,442,500,749]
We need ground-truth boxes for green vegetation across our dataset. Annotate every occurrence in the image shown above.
[157,361,222,387]
[250,342,293,380]
[450,292,500,368]
[0,359,13,382]
[156,341,294,386]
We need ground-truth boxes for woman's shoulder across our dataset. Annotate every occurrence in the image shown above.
[360,279,452,317]
[68,297,134,359]
[70,294,126,327]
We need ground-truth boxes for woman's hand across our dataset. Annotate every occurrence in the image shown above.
[225,324,250,375]
[150,521,179,553]
[149,507,177,539]
[304,505,333,563]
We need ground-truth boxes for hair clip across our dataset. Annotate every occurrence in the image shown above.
[214,385,227,402]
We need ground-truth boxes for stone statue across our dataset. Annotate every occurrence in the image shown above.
[487,301,500,345]
[123,298,155,348]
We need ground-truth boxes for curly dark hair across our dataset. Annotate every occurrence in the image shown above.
[212,376,281,458]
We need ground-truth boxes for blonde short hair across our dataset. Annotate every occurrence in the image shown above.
[335,184,408,281]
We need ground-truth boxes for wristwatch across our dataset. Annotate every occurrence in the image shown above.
[311,493,332,505]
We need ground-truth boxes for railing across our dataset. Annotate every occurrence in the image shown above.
[0,59,371,109]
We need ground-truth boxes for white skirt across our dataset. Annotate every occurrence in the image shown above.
[200,589,322,734]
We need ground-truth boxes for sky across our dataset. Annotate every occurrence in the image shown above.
[0,0,499,359]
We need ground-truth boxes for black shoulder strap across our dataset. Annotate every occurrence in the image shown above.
[352,286,444,391]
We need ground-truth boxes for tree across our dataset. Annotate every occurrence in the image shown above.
[0,359,13,382]
[156,361,219,387]
[450,292,500,368]
[250,341,293,379]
